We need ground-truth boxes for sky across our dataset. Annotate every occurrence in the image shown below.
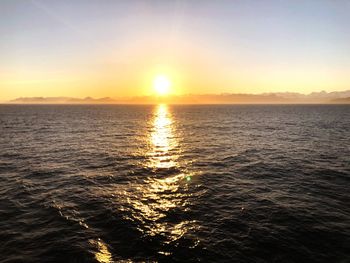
[0,0,349,100]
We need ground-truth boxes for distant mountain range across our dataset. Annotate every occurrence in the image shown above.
[9,96,116,104]
[6,90,350,104]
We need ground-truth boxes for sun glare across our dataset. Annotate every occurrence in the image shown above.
[153,75,171,95]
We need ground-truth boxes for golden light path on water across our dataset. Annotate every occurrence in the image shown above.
[93,105,195,262]
[149,104,177,169]
[130,104,195,245]
[89,239,113,263]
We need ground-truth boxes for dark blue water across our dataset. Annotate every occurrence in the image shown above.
[0,105,349,263]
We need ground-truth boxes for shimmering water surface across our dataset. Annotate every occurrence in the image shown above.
[0,105,349,263]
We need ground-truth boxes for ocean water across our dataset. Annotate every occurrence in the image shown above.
[0,104,349,263]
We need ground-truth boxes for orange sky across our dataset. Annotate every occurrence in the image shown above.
[1,1,349,101]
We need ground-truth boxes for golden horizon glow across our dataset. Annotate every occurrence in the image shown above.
[1,1,349,101]
[153,75,171,96]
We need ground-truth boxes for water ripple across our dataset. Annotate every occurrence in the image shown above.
[0,105,349,262]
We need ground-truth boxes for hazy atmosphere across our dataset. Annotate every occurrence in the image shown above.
[1,1,349,263]
[1,0,350,101]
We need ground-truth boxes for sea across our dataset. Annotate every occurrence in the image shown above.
[0,104,349,263]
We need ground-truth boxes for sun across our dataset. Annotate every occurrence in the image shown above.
[153,75,171,95]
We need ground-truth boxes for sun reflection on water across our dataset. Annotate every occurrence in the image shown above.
[148,104,177,169]
[126,104,196,246]
[89,239,113,263]
[87,104,199,260]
